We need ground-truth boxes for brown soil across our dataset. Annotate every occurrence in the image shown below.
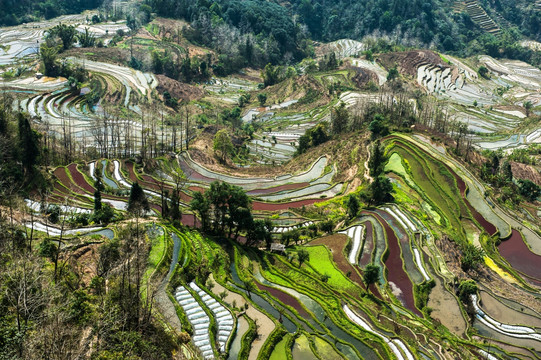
[349,66,379,88]
[493,105,527,115]
[427,274,467,337]
[66,243,100,287]
[510,161,541,186]
[254,282,310,318]
[235,68,262,83]
[152,17,190,34]
[253,74,331,111]
[378,50,447,76]
[135,27,158,40]
[63,47,129,65]
[151,17,212,58]
[156,74,205,102]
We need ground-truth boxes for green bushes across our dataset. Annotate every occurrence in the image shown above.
[414,280,435,313]
[458,279,478,303]
[238,316,257,359]
[296,123,329,155]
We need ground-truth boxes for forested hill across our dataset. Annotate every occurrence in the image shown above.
[290,0,540,45]
[148,0,541,67]
[0,0,104,26]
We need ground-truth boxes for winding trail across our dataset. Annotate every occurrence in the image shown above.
[363,144,374,183]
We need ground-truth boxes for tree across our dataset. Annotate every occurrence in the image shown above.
[460,243,485,272]
[458,279,478,302]
[92,203,115,224]
[127,182,150,215]
[226,185,252,237]
[17,113,40,175]
[368,140,387,177]
[220,107,242,128]
[319,219,334,234]
[478,66,489,79]
[387,67,399,81]
[366,176,394,205]
[213,129,233,164]
[524,101,533,117]
[151,50,164,74]
[169,190,182,223]
[77,27,96,47]
[346,195,360,219]
[518,179,541,202]
[94,172,104,211]
[363,263,379,290]
[94,188,102,211]
[238,93,251,107]
[190,192,210,231]
[49,24,77,51]
[501,161,513,183]
[243,280,256,299]
[368,114,389,140]
[258,93,267,107]
[262,63,282,87]
[40,43,60,76]
[331,101,349,135]
[454,122,468,155]
[297,249,310,267]
[247,219,272,247]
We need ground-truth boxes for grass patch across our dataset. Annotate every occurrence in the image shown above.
[141,229,169,299]
[269,333,293,360]
[298,246,359,293]
[312,335,343,360]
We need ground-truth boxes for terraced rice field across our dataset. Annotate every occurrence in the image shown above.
[10,14,541,357]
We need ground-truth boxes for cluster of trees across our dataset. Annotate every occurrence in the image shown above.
[148,0,310,73]
[508,146,540,166]
[0,0,103,25]
[296,123,329,155]
[460,242,485,272]
[213,129,234,164]
[362,140,394,205]
[280,220,334,246]
[190,181,272,245]
[480,151,541,204]
[0,106,42,190]
[292,0,541,66]
[39,24,90,82]
[151,50,211,83]
[479,152,534,204]
[261,63,298,87]
[0,219,176,358]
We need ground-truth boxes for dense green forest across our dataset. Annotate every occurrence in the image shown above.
[0,0,104,26]
[290,0,540,45]
[147,0,541,67]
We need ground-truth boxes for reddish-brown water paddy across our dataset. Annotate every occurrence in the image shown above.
[498,229,541,285]
[372,212,421,316]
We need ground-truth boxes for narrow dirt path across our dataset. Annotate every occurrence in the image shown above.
[363,144,373,183]
[209,274,275,360]
[155,232,183,333]
[155,286,183,332]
